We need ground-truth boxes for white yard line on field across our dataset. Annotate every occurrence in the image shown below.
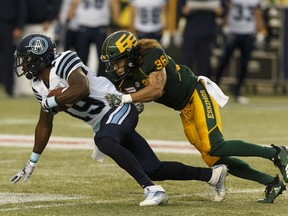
[0,134,199,154]
[0,202,95,212]
[0,189,268,212]
[0,192,89,205]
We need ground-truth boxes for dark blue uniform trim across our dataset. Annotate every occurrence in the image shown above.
[56,51,82,79]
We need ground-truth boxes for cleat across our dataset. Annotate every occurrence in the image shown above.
[271,145,288,183]
[258,175,286,203]
[139,185,168,206]
[209,164,228,202]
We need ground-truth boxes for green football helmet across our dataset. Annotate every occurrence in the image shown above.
[100,30,139,81]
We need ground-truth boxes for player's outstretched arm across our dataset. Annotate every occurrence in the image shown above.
[11,109,54,184]
[105,68,167,106]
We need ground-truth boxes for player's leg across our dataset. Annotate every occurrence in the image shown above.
[209,138,288,183]
[194,83,288,183]
[215,34,237,84]
[94,104,167,206]
[234,34,254,97]
[123,130,228,201]
[93,27,107,77]
[123,131,213,182]
[180,84,227,201]
[217,156,273,184]
[181,35,197,71]
[0,23,14,96]
[76,26,90,65]
[188,81,287,202]
[181,82,223,167]
[215,156,286,203]
[197,37,214,78]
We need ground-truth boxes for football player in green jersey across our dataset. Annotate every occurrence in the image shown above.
[101,30,288,203]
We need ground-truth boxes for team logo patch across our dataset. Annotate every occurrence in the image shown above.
[28,37,49,55]
[115,33,138,53]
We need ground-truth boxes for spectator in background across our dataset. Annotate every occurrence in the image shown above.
[215,0,266,104]
[129,0,171,49]
[0,0,27,97]
[58,0,80,51]
[73,0,120,77]
[24,0,61,35]
[117,0,132,30]
[176,0,223,78]
[13,0,61,97]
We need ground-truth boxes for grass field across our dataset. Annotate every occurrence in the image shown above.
[1,89,288,215]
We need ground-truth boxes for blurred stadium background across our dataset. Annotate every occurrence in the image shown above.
[90,0,288,96]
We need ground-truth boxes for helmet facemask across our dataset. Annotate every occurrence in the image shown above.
[101,31,139,82]
[14,51,31,78]
[103,47,139,82]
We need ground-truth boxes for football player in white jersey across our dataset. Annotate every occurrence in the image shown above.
[11,33,229,205]
[73,0,120,77]
[215,0,266,104]
[129,0,170,48]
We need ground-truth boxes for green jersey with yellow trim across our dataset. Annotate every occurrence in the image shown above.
[111,47,198,110]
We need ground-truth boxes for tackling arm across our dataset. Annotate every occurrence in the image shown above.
[105,68,167,107]
[130,68,167,103]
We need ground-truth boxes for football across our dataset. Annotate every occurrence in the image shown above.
[47,87,70,111]
[48,87,66,97]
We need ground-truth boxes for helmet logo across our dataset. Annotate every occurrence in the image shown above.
[27,37,49,55]
[115,33,138,53]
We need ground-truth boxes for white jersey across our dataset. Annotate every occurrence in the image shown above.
[59,0,79,30]
[131,0,167,32]
[228,0,261,34]
[75,0,111,27]
[32,51,118,132]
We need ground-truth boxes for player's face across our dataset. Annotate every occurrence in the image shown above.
[112,58,125,76]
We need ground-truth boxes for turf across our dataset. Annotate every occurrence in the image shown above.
[1,89,288,215]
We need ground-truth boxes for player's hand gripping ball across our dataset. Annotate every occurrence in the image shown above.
[47,87,71,111]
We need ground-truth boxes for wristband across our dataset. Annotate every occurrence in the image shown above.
[30,152,41,163]
[46,96,58,108]
[122,94,133,103]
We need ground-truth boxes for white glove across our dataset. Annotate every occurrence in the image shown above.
[160,31,171,49]
[11,161,37,184]
[255,32,266,49]
[173,31,183,47]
